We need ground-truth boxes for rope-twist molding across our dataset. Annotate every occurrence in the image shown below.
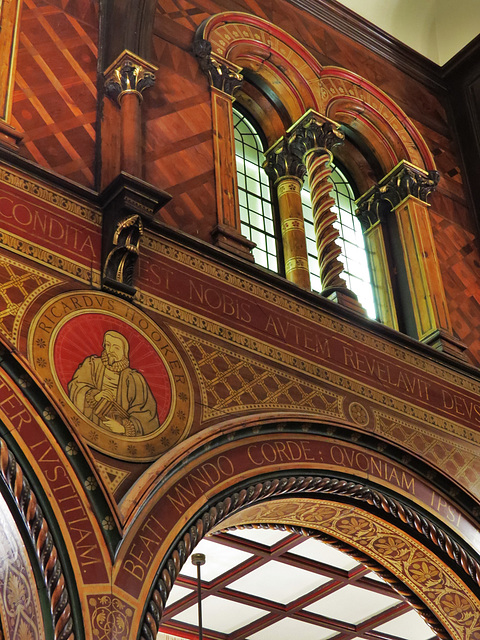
[0,437,74,640]
[141,474,480,640]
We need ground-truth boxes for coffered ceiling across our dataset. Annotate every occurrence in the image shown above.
[158,527,438,640]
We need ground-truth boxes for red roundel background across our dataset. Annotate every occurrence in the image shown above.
[54,313,172,423]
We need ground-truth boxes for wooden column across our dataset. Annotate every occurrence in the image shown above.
[358,161,467,359]
[296,110,365,314]
[104,51,157,179]
[194,38,255,260]
[0,0,24,147]
[264,138,310,288]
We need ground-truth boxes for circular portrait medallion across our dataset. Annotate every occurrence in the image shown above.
[28,292,193,461]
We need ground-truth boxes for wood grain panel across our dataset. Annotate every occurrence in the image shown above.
[151,0,480,362]
[11,0,98,187]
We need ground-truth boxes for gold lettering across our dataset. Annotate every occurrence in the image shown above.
[124,557,145,581]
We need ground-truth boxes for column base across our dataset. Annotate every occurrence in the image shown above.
[212,224,256,261]
[323,287,367,316]
[422,328,470,362]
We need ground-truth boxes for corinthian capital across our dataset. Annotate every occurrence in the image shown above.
[288,109,344,158]
[356,160,440,227]
[193,39,243,96]
[263,137,306,182]
[104,50,157,105]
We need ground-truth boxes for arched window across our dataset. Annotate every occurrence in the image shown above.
[233,108,280,273]
[233,107,376,318]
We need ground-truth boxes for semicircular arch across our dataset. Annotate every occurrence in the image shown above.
[320,68,436,174]
[197,11,324,122]
[113,423,480,640]
[197,12,436,175]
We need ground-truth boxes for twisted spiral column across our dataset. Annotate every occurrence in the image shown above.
[303,148,346,293]
[303,147,365,314]
[0,437,74,640]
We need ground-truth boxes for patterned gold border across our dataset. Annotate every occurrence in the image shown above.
[138,288,480,450]
[0,166,101,224]
[175,327,344,421]
[0,229,101,286]
[220,499,480,640]
[0,254,61,346]
[141,234,480,393]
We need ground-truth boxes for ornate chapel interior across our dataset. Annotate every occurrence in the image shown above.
[0,2,479,640]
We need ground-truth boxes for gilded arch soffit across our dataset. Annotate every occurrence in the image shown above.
[215,499,480,640]
[114,426,480,640]
[197,12,436,173]
[132,470,480,640]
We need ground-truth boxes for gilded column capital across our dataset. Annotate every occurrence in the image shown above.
[263,137,306,183]
[104,50,157,105]
[287,109,345,158]
[357,160,440,227]
[193,39,243,96]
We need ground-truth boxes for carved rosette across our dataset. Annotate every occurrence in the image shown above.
[193,38,243,96]
[104,50,157,104]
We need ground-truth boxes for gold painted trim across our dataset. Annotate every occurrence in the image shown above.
[0,165,101,224]
[285,256,309,271]
[0,229,101,286]
[141,233,479,393]
[0,0,23,123]
[136,287,480,452]
[103,49,158,77]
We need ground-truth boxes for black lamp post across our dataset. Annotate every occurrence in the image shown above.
[191,553,206,640]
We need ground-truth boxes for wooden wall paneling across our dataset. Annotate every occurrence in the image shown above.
[11,0,98,187]
[145,36,217,240]
[0,0,24,147]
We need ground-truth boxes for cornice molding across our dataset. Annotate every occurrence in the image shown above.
[286,0,446,93]
[442,34,480,81]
